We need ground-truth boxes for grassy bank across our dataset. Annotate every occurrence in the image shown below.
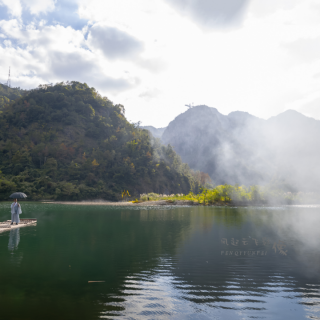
[136,185,320,205]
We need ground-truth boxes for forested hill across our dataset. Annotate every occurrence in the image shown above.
[0,84,26,110]
[0,81,199,201]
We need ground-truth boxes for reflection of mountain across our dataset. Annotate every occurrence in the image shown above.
[169,207,320,319]
[98,207,320,319]
[161,105,320,189]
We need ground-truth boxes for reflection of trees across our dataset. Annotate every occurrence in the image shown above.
[0,206,193,320]
[1,205,319,319]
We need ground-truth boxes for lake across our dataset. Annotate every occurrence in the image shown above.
[0,203,319,320]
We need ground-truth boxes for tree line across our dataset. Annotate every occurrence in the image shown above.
[0,81,208,200]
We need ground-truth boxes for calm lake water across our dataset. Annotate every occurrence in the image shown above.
[0,203,320,320]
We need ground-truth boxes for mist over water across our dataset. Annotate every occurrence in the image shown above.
[0,203,319,319]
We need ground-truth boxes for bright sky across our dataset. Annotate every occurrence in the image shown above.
[0,0,320,127]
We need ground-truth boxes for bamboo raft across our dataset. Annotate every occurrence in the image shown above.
[0,219,37,233]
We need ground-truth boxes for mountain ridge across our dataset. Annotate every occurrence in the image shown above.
[159,105,320,190]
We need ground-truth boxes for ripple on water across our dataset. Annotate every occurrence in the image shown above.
[0,204,320,320]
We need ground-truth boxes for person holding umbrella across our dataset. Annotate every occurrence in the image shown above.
[10,199,21,225]
[9,192,26,225]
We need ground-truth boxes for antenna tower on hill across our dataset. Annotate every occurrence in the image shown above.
[185,102,194,109]
[7,67,11,88]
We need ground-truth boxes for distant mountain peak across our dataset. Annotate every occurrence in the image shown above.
[161,105,320,189]
[187,105,219,112]
[268,109,319,127]
[270,109,308,119]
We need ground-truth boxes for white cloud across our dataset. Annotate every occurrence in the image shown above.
[248,0,301,18]
[0,0,22,18]
[298,98,320,120]
[1,0,320,126]
[45,50,138,91]
[21,0,56,15]
[139,88,161,100]
[0,0,55,18]
[164,0,249,28]
[0,19,139,93]
[284,37,320,62]
[3,39,11,46]
[87,23,144,60]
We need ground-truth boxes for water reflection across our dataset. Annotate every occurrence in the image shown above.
[302,285,320,320]
[8,228,20,251]
[103,207,320,319]
[7,228,23,266]
[0,204,320,320]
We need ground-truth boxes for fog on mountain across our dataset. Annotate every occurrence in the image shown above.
[152,105,320,191]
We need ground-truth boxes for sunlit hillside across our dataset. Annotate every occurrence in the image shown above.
[0,82,202,200]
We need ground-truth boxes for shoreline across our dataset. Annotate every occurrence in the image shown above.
[2,200,319,207]
[42,200,204,206]
[40,200,320,207]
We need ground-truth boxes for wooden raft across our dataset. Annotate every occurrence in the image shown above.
[0,218,37,233]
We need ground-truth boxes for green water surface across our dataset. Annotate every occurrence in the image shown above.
[0,203,319,319]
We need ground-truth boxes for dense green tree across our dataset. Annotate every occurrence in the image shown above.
[0,81,202,200]
[0,84,26,111]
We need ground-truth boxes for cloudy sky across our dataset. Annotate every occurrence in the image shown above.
[0,0,320,127]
